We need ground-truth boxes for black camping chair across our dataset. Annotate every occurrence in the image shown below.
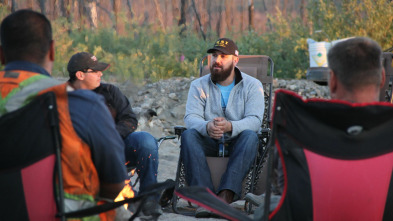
[263,89,393,221]
[172,54,274,215]
[0,92,175,221]
[0,92,66,221]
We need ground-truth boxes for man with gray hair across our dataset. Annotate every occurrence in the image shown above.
[328,36,385,103]
[246,37,386,211]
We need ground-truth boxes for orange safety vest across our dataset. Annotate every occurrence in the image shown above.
[0,70,115,220]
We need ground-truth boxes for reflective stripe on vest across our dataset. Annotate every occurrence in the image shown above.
[0,71,62,116]
[0,70,100,204]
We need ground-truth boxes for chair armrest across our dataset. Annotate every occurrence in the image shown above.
[261,127,271,134]
[174,125,187,138]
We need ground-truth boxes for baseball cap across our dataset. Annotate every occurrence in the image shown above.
[67,52,109,73]
[207,38,239,56]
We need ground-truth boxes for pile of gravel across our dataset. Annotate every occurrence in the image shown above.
[116,77,330,138]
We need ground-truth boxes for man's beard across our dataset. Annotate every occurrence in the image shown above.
[210,61,234,82]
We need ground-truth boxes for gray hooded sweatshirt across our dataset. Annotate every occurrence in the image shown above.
[184,67,265,140]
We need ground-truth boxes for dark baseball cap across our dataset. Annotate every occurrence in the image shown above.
[67,52,109,73]
[207,38,239,56]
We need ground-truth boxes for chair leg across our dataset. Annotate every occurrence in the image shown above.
[244,152,259,213]
[171,156,183,214]
[244,136,271,214]
[172,154,197,216]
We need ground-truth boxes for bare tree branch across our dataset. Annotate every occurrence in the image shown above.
[27,0,33,9]
[216,0,223,37]
[127,0,134,20]
[207,0,212,33]
[96,1,115,26]
[112,0,125,34]
[225,0,234,32]
[153,0,166,32]
[300,0,307,25]
[11,0,16,12]
[179,0,187,36]
[248,0,254,31]
[39,0,46,15]
[190,0,205,40]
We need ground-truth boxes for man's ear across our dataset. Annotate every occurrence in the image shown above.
[49,40,55,62]
[233,56,239,66]
[75,71,85,80]
[0,45,5,65]
[380,68,386,89]
[328,70,337,96]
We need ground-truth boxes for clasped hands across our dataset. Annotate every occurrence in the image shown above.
[207,117,232,140]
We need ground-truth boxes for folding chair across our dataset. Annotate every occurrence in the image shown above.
[0,92,65,220]
[172,54,274,214]
[174,89,393,220]
[0,92,175,221]
[262,89,393,221]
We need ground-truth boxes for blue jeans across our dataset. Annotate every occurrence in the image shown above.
[180,129,258,198]
[124,131,158,194]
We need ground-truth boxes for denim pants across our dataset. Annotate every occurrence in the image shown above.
[124,131,158,194]
[180,129,258,198]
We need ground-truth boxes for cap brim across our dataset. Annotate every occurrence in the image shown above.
[91,62,110,71]
[207,48,232,55]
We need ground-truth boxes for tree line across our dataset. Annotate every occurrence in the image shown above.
[0,0,392,82]
[1,0,309,37]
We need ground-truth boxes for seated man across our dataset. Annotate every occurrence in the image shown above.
[0,10,127,220]
[247,36,386,211]
[180,38,265,217]
[327,37,385,103]
[66,52,162,216]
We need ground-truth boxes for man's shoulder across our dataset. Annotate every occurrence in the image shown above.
[240,72,258,81]
[191,74,211,86]
[100,82,116,89]
[67,90,111,131]
[95,82,116,91]
[240,72,262,86]
[68,89,105,105]
[99,83,123,94]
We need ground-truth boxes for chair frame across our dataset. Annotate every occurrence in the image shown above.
[172,54,274,215]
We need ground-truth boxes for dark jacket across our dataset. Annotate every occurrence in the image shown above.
[94,83,138,139]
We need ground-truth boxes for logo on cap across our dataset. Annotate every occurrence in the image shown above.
[91,56,97,61]
[215,40,229,47]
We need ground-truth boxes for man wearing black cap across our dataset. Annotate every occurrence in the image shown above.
[67,52,162,217]
[181,38,265,217]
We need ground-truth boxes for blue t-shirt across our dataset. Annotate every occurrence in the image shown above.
[217,80,235,111]
[5,61,127,184]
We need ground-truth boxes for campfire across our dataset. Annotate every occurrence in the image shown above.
[114,168,136,210]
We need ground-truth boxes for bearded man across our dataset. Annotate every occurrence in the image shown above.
[180,38,265,218]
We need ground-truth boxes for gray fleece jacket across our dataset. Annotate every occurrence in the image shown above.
[184,67,265,140]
